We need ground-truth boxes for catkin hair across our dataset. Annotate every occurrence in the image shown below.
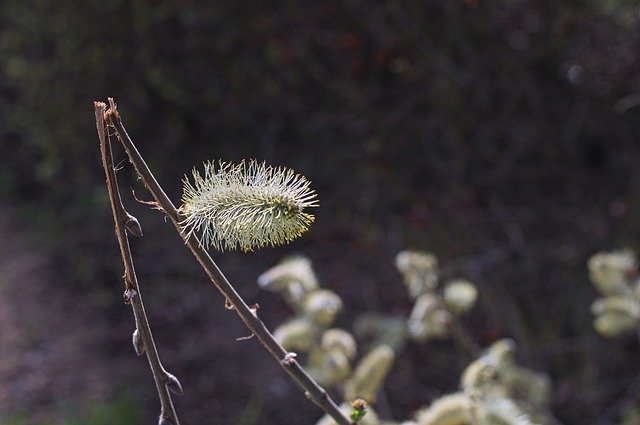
[179,159,318,252]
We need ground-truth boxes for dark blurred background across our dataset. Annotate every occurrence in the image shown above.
[1,1,640,424]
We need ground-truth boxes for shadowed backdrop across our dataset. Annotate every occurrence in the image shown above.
[1,1,640,423]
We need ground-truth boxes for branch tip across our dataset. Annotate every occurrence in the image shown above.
[96,99,181,423]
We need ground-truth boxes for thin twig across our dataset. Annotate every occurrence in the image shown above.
[104,98,353,425]
[95,102,182,425]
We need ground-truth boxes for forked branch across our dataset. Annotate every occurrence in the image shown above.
[95,102,182,425]
[100,98,352,424]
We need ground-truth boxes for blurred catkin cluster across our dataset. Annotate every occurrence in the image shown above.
[414,339,551,425]
[258,252,554,424]
[258,256,395,424]
[395,251,478,342]
[588,250,640,337]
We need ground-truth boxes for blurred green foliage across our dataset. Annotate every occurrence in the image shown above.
[63,393,138,425]
[1,392,137,425]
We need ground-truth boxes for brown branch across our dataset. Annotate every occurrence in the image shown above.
[103,98,352,425]
[95,102,182,425]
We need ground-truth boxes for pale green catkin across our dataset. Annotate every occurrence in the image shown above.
[180,160,318,251]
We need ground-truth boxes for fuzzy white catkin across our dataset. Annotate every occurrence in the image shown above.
[588,251,636,297]
[321,328,357,359]
[591,297,640,337]
[443,279,478,315]
[478,396,537,425]
[461,357,497,393]
[309,349,352,385]
[257,255,318,292]
[591,296,640,318]
[414,392,474,425]
[395,251,439,298]
[461,339,516,393]
[303,289,343,326]
[180,160,318,251]
[344,344,395,403]
[273,317,318,351]
[407,293,451,341]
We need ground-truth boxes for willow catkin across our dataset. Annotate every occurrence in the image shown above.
[414,392,474,425]
[180,160,318,251]
[344,344,395,403]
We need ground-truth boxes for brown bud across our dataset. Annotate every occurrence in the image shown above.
[124,211,143,237]
[132,328,145,356]
[165,372,184,396]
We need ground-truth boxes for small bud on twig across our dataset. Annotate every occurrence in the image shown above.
[124,211,143,237]
[350,399,368,422]
[132,328,146,356]
[165,372,184,396]
[282,351,298,366]
[123,288,137,305]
